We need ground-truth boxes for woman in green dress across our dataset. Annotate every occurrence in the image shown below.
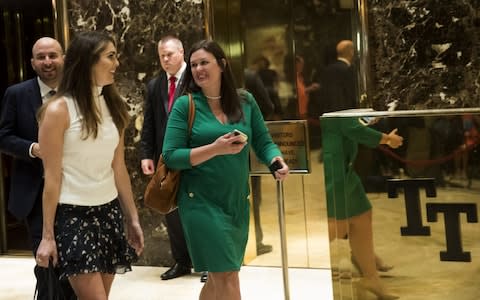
[162,39,289,300]
[322,116,403,299]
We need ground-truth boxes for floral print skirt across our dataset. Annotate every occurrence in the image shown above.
[55,198,137,280]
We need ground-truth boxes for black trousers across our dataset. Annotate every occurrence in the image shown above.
[26,196,76,300]
[165,208,191,267]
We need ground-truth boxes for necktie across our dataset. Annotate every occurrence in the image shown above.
[168,76,177,112]
[48,90,56,96]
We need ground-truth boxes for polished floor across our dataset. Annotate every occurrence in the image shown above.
[0,255,333,300]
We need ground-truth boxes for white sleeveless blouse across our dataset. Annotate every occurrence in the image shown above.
[59,93,119,206]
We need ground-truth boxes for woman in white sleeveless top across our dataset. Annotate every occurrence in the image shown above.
[35,31,144,299]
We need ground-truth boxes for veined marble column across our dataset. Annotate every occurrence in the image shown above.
[367,0,480,110]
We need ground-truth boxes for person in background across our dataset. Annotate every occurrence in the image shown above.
[162,39,289,300]
[35,31,144,299]
[296,54,320,119]
[322,117,402,300]
[252,55,283,119]
[321,40,357,113]
[139,35,206,282]
[244,68,274,119]
[0,37,76,299]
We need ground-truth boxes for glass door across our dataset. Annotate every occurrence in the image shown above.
[208,0,360,269]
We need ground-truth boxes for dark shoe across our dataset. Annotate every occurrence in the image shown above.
[200,271,208,283]
[257,243,273,255]
[160,263,191,280]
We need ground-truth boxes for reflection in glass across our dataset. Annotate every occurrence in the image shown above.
[322,111,480,299]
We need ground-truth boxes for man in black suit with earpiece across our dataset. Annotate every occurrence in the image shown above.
[140,35,207,282]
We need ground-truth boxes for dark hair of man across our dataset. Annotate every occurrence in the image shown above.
[56,31,129,139]
[179,39,244,123]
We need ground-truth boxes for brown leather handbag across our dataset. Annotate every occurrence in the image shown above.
[144,94,195,214]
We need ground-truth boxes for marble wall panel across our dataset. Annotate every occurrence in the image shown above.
[66,0,205,266]
[367,0,480,110]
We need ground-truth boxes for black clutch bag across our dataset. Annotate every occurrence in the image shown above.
[34,261,76,300]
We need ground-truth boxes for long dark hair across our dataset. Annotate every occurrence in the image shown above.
[179,39,244,123]
[55,31,129,139]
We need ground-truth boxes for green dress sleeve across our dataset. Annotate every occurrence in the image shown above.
[339,117,382,148]
[245,91,282,165]
[162,94,193,170]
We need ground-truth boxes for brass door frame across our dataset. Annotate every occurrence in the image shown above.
[203,0,244,87]
[352,0,370,106]
[52,0,70,47]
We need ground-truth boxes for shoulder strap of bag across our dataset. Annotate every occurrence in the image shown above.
[187,93,195,135]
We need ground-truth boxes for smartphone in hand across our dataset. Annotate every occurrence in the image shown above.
[231,129,248,144]
[268,160,283,179]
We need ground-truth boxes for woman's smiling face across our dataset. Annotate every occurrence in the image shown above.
[190,49,223,90]
[93,42,119,87]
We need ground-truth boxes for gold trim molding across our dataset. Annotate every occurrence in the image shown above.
[204,0,214,39]
[51,0,70,48]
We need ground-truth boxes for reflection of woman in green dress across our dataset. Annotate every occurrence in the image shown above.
[322,117,402,300]
[163,40,289,300]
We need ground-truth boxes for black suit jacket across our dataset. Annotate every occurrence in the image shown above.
[321,60,357,113]
[0,78,44,219]
[140,70,185,164]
